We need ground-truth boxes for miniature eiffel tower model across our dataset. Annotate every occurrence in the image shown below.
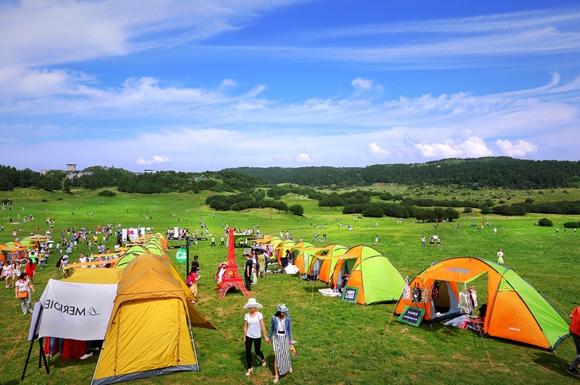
[218,228,250,298]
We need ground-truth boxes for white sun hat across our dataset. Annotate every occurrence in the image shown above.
[243,298,263,309]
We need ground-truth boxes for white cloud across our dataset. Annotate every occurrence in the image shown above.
[0,0,300,69]
[0,70,578,170]
[295,153,313,163]
[495,139,538,157]
[414,136,493,159]
[368,142,389,159]
[351,78,373,91]
[137,155,170,165]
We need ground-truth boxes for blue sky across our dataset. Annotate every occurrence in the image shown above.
[1,0,579,172]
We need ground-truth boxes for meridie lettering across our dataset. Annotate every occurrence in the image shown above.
[44,299,86,316]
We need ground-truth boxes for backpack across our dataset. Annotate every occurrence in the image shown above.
[56,258,62,268]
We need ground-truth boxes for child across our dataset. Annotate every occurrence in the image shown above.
[2,261,13,288]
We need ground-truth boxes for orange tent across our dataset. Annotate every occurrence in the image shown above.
[394,257,569,350]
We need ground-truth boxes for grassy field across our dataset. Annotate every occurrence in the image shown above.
[0,187,579,385]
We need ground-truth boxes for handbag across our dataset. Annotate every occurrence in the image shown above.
[17,290,28,299]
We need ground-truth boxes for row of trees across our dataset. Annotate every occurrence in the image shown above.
[205,194,304,216]
[0,165,268,194]
[227,157,580,189]
[491,200,580,216]
[3,157,580,193]
[343,202,460,222]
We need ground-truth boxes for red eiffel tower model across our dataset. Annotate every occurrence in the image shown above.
[218,228,250,298]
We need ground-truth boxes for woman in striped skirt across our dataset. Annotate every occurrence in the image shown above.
[267,303,293,383]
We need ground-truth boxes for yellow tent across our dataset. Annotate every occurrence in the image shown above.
[92,254,215,385]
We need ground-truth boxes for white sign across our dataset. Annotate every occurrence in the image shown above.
[37,279,117,341]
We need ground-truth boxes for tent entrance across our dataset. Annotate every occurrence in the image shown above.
[430,281,461,323]
[433,281,452,313]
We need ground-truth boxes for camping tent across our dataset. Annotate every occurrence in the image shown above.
[394,257,569,350]
[308,244,349,283]
[291,241,318,274]
[329,245,405,306]
[92,254,215,385]
[273,239,296,264]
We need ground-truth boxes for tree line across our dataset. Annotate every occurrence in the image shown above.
[226,157,580,189]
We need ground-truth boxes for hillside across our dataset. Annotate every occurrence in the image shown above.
[225,157,580,189]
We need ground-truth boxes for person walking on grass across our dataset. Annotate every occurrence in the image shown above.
[244,254,253,291]
[567,306,580,378]
[243,298,269,377]
[268,303,294,384]
[497,248,505,265]
[15,272,35,314]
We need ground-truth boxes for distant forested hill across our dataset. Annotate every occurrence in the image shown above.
[225,157,580,189]
[1,157,579,193]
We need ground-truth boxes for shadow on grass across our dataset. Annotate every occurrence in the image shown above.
[237,349,277,375]
[533,351,573,379]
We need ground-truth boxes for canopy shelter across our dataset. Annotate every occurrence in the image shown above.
[394,257,570,350]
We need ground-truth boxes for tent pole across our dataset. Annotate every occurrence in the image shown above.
[383,296,402,335]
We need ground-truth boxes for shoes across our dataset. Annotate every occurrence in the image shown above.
[568,368,580,377]
[245,368,253,376]
[80,352,93,360]
[273,376,279,383]
[262,359,267,367]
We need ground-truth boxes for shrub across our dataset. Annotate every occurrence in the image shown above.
[563,222,580,229]
[463,207,473,213]
[98,190,116,197]
[288,204,304,216]
[538,218,553,227]
[362,204,384,218]
[41,199,47,202]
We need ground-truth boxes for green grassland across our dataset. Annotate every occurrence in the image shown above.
[0,187,579,385]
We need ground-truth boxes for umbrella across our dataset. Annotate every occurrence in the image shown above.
[252,245,268,251]
[27,234,48,242]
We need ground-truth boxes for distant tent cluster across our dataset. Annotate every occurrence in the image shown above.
[257,236,405,305]
[255,235,570,351]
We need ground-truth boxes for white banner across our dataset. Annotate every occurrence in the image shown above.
[37,279,117,341]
